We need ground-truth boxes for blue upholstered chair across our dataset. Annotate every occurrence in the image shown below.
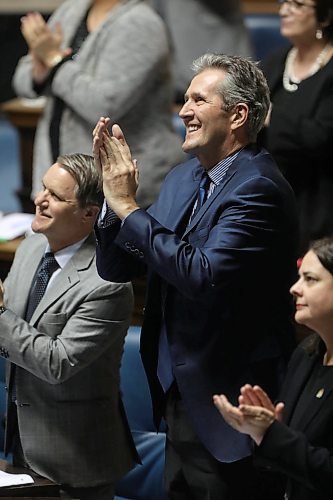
[115,326,167,500]
[244,13,287,61]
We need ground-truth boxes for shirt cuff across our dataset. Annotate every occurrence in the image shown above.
[97,200,121,228]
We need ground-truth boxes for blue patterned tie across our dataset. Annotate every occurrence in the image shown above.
[25,252,59,322]
[190,172,210,222]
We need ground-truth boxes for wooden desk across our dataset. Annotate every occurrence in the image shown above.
[1,99,44,214]
[0,459,60,498]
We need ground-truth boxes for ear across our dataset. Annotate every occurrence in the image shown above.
[230,103,249,131]
[82,204,100,222]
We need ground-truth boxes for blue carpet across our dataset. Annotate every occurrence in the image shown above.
[0,113,21,214]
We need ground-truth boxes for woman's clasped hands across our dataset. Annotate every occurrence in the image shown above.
[213,384,285,446]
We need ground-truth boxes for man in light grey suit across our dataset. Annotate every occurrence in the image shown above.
[0,153,138,499]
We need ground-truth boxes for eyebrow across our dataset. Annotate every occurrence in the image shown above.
[42,182,64,199]
[184,91,206,101]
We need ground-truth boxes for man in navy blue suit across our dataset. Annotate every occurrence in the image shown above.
[93,54,298,499]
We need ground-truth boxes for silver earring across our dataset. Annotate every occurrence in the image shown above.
[316,29,323,40]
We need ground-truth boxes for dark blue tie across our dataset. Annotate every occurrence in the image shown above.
[25,252,59,322]
[190,172,210,222]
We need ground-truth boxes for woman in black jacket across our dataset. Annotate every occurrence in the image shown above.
[214,236,333,500]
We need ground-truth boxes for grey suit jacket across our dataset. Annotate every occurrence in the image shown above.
[0,233,138,488]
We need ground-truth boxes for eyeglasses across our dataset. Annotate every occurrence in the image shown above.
[277,0,316,11]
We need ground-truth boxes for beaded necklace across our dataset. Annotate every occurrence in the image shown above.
[283,43,331,92]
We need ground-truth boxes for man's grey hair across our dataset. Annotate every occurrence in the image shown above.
[192,54,270,142]
[56,153,103,208]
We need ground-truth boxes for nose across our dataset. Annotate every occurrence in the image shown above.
[290,277,302,297]
[279,0,292,13]
[179,100,194,120]
[34,189,49,207]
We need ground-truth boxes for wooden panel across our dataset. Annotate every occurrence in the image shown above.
[242,0,279,14]
[1,98,44,213]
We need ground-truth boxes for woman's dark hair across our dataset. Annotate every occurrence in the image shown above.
[316,0,333,41]
[310,236,333,275]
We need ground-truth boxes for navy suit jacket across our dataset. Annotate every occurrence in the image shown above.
[96,144,298,462]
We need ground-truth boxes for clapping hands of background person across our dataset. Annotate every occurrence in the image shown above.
[213,384,285,446]
[20,12,72,77]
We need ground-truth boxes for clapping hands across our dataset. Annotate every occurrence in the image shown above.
[213,384,284,446]
[92,117,139,220]
[21,12,72,80]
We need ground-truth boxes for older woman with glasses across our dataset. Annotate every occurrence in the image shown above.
[214,236,333,500]
[258,0,333,255]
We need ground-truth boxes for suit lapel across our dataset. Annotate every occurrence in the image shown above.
[159,159,203,234]
[183,146,255,236]
[30,234,95,324]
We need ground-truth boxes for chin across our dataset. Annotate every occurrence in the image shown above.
[31,221,45,234]
[295,311,306,323]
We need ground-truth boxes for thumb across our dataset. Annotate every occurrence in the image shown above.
[54,22,63,38]
[275,402,284,422]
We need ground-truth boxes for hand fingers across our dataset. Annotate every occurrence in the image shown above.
[92,117,110,138]
[54,22,63,37]
[239,405,275,427]
[112,124,128,147]
[102,132,115,161]
[240,385,260,406]
[99,146,110,173]
[213,395,244,428]
[92,134,101,158]
[241,385,271,408]
[252,385,275,411]
[133,159,139,183]
[110,125,133,162]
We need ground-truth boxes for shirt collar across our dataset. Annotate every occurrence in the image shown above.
[45,236,88,269]
[207,148,242,186]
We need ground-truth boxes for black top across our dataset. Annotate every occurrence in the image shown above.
[259,46,333,254]
[49,11,89,161]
